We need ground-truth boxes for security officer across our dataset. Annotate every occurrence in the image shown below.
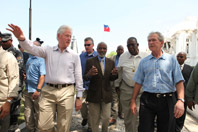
[1,33,23,132]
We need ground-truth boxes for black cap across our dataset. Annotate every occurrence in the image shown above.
[35,38,44,45]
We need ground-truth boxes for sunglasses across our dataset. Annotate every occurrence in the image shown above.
[177,56,184,58]
[84,44,91,47]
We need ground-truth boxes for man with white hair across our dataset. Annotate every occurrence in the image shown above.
[7,24,84,132]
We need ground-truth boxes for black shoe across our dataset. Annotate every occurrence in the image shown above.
[119,113,124,119]
[87,127,92,132]
[8,124,19,132]
[81,119,88,126]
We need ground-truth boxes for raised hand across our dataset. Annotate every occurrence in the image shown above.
[6,24,25,41]
[88,65,98,76]
[111,67,118,75]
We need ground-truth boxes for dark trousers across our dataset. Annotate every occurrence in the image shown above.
[138,92,176,132]
[175,92,187,132]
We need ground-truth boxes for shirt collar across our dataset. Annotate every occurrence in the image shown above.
[98,56,105,62]
[53,45,69,53]
[86,51,97,57]
[149,50,166,60]
[127,51,141,59]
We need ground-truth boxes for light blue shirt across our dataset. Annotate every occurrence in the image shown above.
[133,52,184,93]
[26,55,46,93]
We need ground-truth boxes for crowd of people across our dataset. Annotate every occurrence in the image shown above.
[0,24,197,132]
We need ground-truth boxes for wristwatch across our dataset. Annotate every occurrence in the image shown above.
[36,88,42,92]
[6,99,13,104]
[178,98,185,103]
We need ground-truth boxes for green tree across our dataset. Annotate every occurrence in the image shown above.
[107,51,117,58]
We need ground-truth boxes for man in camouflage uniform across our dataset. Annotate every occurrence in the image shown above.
[1,33,23,132]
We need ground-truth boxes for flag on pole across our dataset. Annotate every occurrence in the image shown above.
[104,25,110,32]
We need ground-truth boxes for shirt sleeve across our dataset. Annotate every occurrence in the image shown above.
[133,60,144,85]
[20,39,47,58]
[7,54,19,98]
[74,55,84,97]
[39,58,46,76]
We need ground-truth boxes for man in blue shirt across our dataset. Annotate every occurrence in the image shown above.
[80,37,97,132]
[130,32,185,132]
[23,38,46,132]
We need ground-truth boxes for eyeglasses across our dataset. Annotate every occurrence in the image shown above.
[1,41,8,43]
[127,43,137,47]
[84,44,91,47]
[177,56,184,58]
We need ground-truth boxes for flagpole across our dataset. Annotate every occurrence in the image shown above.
[29,0,32,40]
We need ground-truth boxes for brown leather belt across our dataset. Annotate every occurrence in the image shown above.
[47,83,73,88]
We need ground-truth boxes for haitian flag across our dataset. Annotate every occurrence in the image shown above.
[104,25,110,32]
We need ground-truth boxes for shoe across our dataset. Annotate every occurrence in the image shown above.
[109,118,116,126]
[81,119,88,126]
[119,113,124,119]
[87,127,92,132]
[8,124,19,132]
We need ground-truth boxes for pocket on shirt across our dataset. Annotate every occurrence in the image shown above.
[0,64,6,78]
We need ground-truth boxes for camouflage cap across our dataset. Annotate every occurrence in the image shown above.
[1,33,12,42]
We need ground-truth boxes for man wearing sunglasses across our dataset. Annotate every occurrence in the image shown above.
[1,33,23,132]
[80,37,97,132]
[175,52,193,132]
[115,37,147,132]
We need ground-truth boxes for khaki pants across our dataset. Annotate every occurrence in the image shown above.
[0,101,10,132]
[111,86,119,119]
[89,102,111,132]
[38,85,75,132]
[120,80,140,132]
[23,90,40,132]
[80,90,91,127]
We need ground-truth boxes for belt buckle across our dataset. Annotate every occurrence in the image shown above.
[58,84,62,89]
[156,94,161,98]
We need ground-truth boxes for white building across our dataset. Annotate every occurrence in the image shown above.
[164,16,198,66]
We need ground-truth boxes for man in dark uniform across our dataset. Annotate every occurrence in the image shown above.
[1,33,23,132]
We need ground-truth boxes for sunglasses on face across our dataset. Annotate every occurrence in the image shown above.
[84,44,91,47]
[177,56,184,58]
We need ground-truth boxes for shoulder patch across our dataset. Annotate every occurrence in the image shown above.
[17,56,22,60]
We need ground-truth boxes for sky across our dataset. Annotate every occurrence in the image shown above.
[1,0,198,54]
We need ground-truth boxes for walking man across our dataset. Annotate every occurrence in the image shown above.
[131,32,185,132]
[80,37,97,132]
[84,42,118,132]
[7,24,84,132]
[115,37,147,132]
[23,38,46,132]
[175,52,193,132]
[109,45,124,125]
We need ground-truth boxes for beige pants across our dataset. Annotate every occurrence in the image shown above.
[23,90,40,132]
[89,102,111,132]
[120,80,140,132]
[38,85,75,132]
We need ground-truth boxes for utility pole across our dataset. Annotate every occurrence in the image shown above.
[29,0,32,40]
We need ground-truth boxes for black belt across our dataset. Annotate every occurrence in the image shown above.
[144,92,173,98]
[47,83,73,88]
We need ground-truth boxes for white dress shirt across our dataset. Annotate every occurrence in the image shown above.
[20,39,84,97]
[115,51,148,87]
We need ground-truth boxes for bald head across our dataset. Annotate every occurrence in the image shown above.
[177,52,187,65]
[116,45,124,56]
